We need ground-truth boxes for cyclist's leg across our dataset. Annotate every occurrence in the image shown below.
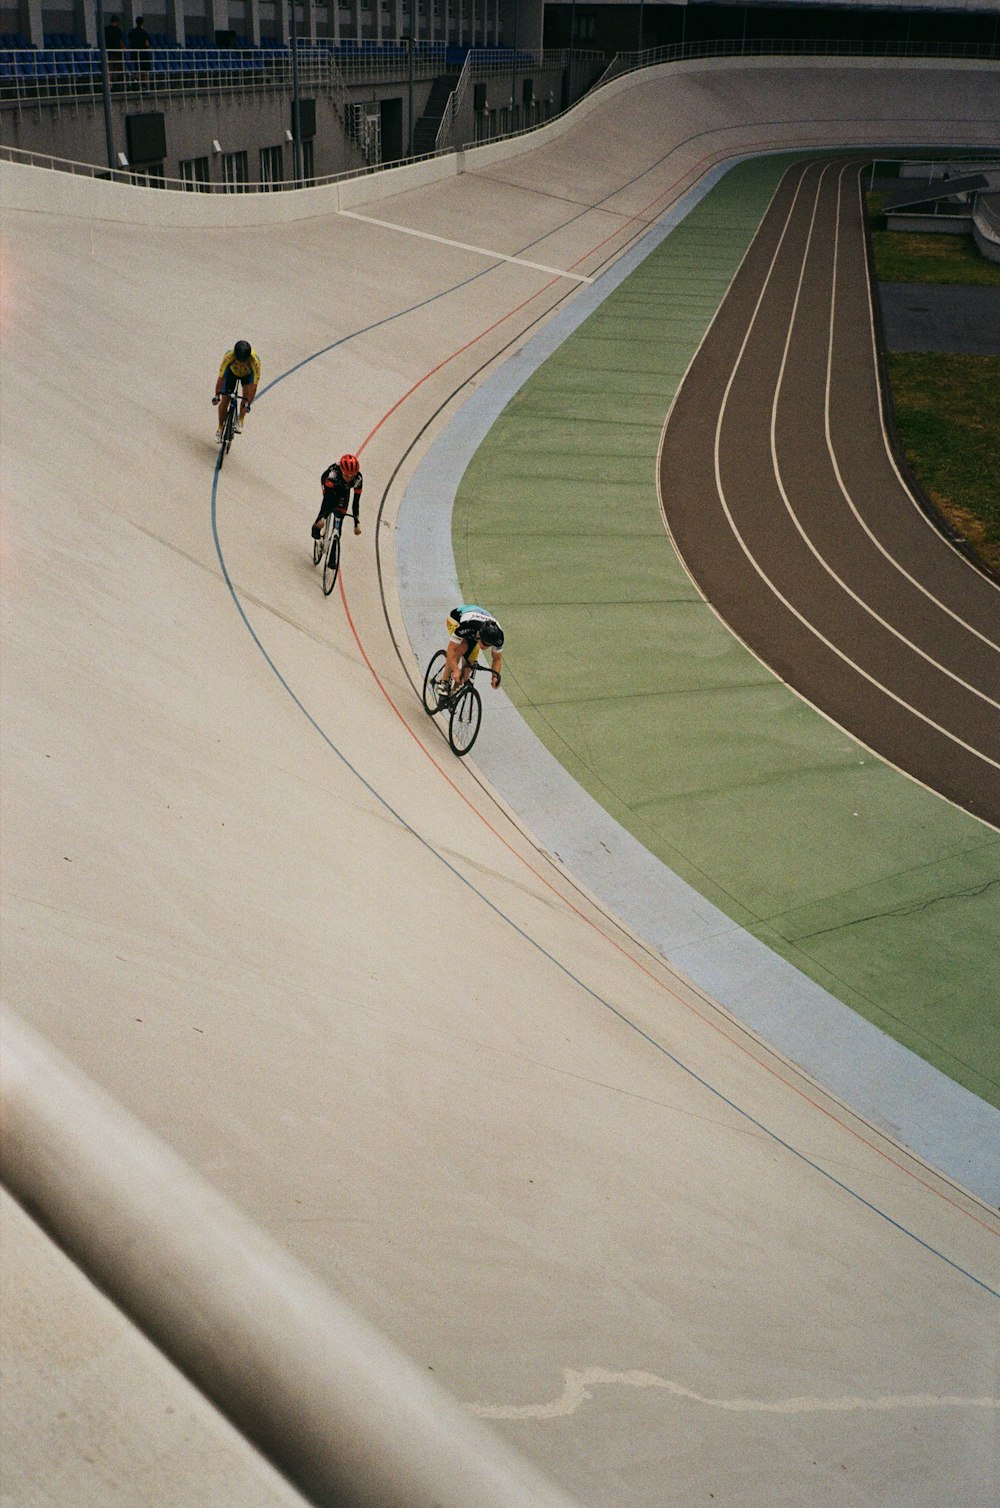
[438,635,475,702]
[239,380,257,422]
[311,494,331,539]
[217,368,236,434]
[439,626,465,694]
[457,642,480,688]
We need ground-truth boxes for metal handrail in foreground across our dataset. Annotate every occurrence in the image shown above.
[0,1007,581,1508]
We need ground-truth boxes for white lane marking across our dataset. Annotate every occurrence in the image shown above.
[838,165,1000,648]
[469,1366,1000,1420]
[855,169,1000,616]
[768,163,1000,712]
[338,209,595,283]
[715,166,1000,774]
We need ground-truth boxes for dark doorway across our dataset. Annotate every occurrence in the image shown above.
[380,97,404,164]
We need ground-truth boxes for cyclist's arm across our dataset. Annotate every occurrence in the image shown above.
[489,649,502,687]
[351,485,362,525]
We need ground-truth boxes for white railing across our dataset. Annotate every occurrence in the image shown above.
[0,136,436,190]
[434,47,604,152]
[0,40,451,114]
[594,34,1000,91]
[5,37,999,181]
[435,48,471,152]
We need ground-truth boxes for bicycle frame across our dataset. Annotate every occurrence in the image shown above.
[216,377,244,466]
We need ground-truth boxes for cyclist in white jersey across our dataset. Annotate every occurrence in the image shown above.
[438,604,504,703]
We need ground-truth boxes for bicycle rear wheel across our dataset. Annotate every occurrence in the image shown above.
[217,409,231,468]
[448,684,482,756]
[422,650,447,714]
[322,529,340,596]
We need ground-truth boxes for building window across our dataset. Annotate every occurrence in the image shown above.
[221,150,249,192]
[259,144,284,188]
[180,155,211,191]
[301,137,315,182]
[132,163,165,187]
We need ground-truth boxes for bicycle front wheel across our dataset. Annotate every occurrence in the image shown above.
[448,684,482,756]
[217,408,233,469]
[312,531,323,566]
[322,531,340,596]
[422,650,447,714]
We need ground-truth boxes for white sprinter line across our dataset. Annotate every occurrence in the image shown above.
[714,164,1000,774]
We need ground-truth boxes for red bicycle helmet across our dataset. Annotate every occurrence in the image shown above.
[339,453,360,481]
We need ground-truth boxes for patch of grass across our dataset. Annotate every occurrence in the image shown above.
[870,228,1000,286]
[886,354,1000,572]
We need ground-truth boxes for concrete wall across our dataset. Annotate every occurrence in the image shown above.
[0,76,435,178]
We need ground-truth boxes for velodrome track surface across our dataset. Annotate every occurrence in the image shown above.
[661,155,1000,826]
[3,57,1000,1507]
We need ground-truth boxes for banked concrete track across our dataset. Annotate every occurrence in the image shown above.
[2,57,999,1507]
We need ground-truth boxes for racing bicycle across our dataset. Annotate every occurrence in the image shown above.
[312,511,351,596]
[421,651,489,756]
[215,380,247,468]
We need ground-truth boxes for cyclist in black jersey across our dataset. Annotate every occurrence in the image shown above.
[438,604,504,703]
[312,453,363,541]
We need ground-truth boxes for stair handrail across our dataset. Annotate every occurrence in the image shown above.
[434,49,472,154]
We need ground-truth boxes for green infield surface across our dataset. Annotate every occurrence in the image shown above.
[451,155,1000,1109]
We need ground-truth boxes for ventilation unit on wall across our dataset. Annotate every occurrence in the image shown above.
[125,112,166,164]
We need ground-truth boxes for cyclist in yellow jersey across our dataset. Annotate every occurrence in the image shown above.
[213,340,260,443]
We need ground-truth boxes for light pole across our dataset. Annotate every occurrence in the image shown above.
[510,0,518,131]
[290,0,302,183]
[94,0,117,172]
[568,0,575,102]
[406,34,414,156]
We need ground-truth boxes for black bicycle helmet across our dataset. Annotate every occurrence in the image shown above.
[479,618,503,649]
[233,339,252,361]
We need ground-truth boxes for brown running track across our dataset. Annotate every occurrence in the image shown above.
[659,156,1000,827]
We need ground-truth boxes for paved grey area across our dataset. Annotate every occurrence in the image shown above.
[878,280,1000,351]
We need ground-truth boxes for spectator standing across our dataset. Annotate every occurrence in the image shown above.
[128,16,152,75]
[104,13,125,85]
